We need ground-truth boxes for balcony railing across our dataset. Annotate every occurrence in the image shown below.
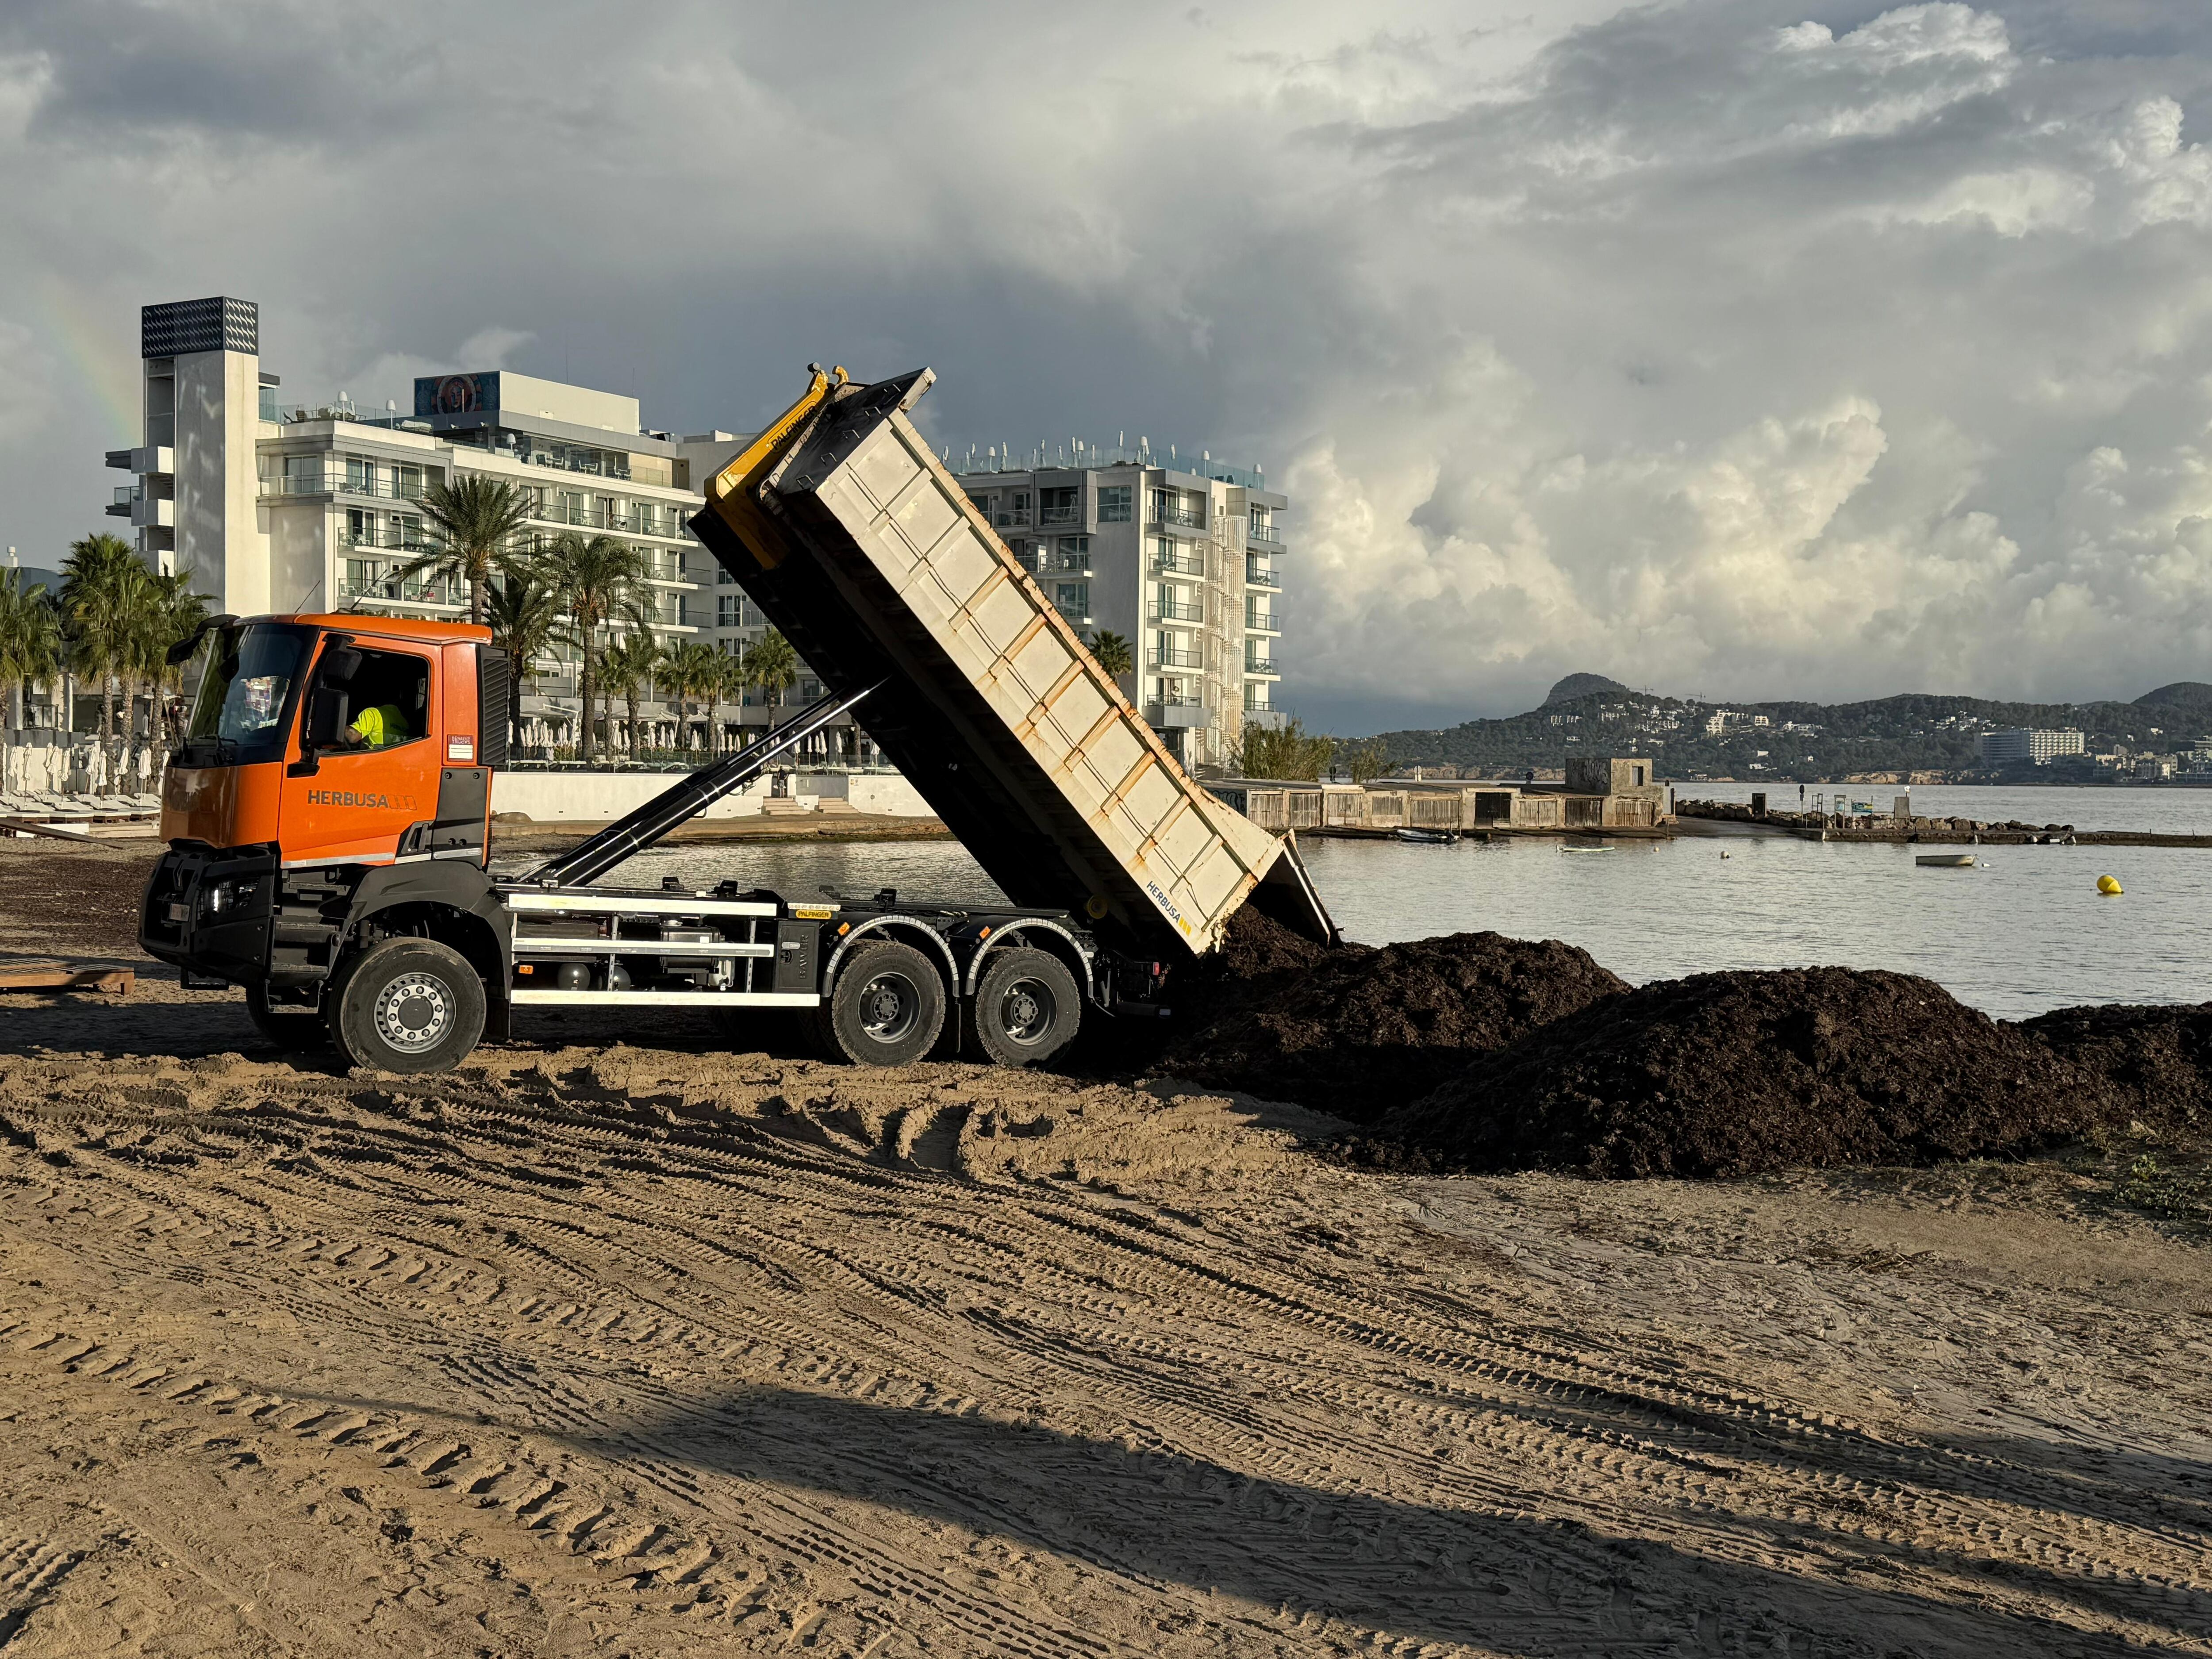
[339,533,433,554]
[1039,504,1080,526]
[1149,647,1203,669]
[1055,606,1092,628]
[1244,561,1280,588]
[261,471,429,502]
[338,577,462,607]
[1151,550,1203,577]
[1244,657,1283,677]
[1154,505,1205,529]
[1246,609,1281,632]
[1035,553,1092,576]
[527,499,688,538]
[1148,600,1203,624]
[1246,522,1282,546]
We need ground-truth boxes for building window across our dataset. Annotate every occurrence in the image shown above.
[1098,485,1131,522]
[394,514,424,551]
[1056,582,1090,618]
[394,463,424,500]
[718,594,741,627]
[345,455,378,495]
[345,507,375,547]
[1040,486,1079,526]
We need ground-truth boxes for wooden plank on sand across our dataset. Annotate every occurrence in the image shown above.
[0,963,134,994]
[0,817,99,843]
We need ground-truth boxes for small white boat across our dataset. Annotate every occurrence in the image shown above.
[1562,843,1616,855]
[1394,827,1459,845]
[1916,853,1978,868]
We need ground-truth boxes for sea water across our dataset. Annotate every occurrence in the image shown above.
[605,787,2211,1020]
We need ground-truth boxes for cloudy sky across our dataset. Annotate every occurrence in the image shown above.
[3,0,2210,730]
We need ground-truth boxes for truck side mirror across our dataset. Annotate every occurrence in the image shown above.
[305,687,350,751]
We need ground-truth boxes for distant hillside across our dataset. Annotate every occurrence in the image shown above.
[1366,685,2212,783]
[1544,672,1628,707]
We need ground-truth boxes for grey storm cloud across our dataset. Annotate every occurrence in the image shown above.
[3,0,2211,728]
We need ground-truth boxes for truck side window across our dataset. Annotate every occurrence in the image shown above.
[328,649,431,750]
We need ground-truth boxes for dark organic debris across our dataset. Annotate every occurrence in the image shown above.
[1159,908,1628,1122]
[2019,1002,2212,1134]
[1380,967,2115,1179]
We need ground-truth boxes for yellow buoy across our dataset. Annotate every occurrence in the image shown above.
[2097,874,2123,895]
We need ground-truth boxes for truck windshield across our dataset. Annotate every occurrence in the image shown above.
[180,624,315,767]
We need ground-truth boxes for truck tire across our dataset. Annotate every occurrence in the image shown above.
[824,941,945,1067]
[244,983,330,1052]
[970,948,1080,1068]
[328,938,486,1075]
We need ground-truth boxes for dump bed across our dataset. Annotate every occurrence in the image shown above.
[691,367,1333,959]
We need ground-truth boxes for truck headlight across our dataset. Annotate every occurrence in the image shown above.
[204,880,232,916]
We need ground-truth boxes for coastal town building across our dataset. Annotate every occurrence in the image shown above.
[1213,756,1670,833]
[1975,727,2087,765]
[947,443,1287,771]
[102,296,861,758]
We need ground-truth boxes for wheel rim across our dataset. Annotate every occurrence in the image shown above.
[998,976,1056,1046]
[857,972,920,1044]
[374,970,452,1055]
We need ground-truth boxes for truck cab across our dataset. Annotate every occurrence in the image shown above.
[139,613,517,1063]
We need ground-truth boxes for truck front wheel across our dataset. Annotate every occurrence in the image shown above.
[823,941,945,1067]
[329,938,486,1074]
[970,948,1080,1068]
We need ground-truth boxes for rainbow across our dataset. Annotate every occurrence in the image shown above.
[40,279,142,445]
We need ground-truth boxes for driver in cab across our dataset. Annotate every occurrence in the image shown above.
[338,702,411,749]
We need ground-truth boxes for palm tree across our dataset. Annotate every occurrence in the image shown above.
[0,569,61,739]
[484,565,565,756]
[60,534,147,753]
[662,640,720,753]
[141,569,210,747]
[743,628,799,729]
[704,647,746,753]
[540,531,651,762]
[1086,629,1133,680]
[403,476,534,625]
[599,629,662,757]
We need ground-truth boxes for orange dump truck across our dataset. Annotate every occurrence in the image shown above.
[139,366,1333,1074]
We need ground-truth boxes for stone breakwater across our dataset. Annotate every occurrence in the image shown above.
[1674,799,2212,846]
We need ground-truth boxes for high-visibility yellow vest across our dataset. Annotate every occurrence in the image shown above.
[351,704,410,747]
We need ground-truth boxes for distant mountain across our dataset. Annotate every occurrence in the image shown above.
[1365,684,2212,783]
[2136,681,2212,712]
[1544,672,1628,707]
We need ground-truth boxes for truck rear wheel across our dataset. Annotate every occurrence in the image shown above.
[328,938,486,1075]
[970,948,1080,1068]
[244,983,330,1052]
[824,941,945,1067]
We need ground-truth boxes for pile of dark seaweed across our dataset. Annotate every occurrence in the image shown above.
[1162,911,2206,1179]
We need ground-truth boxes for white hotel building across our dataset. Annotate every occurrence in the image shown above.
[104,295,841,755]
[949,448,1288,771]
